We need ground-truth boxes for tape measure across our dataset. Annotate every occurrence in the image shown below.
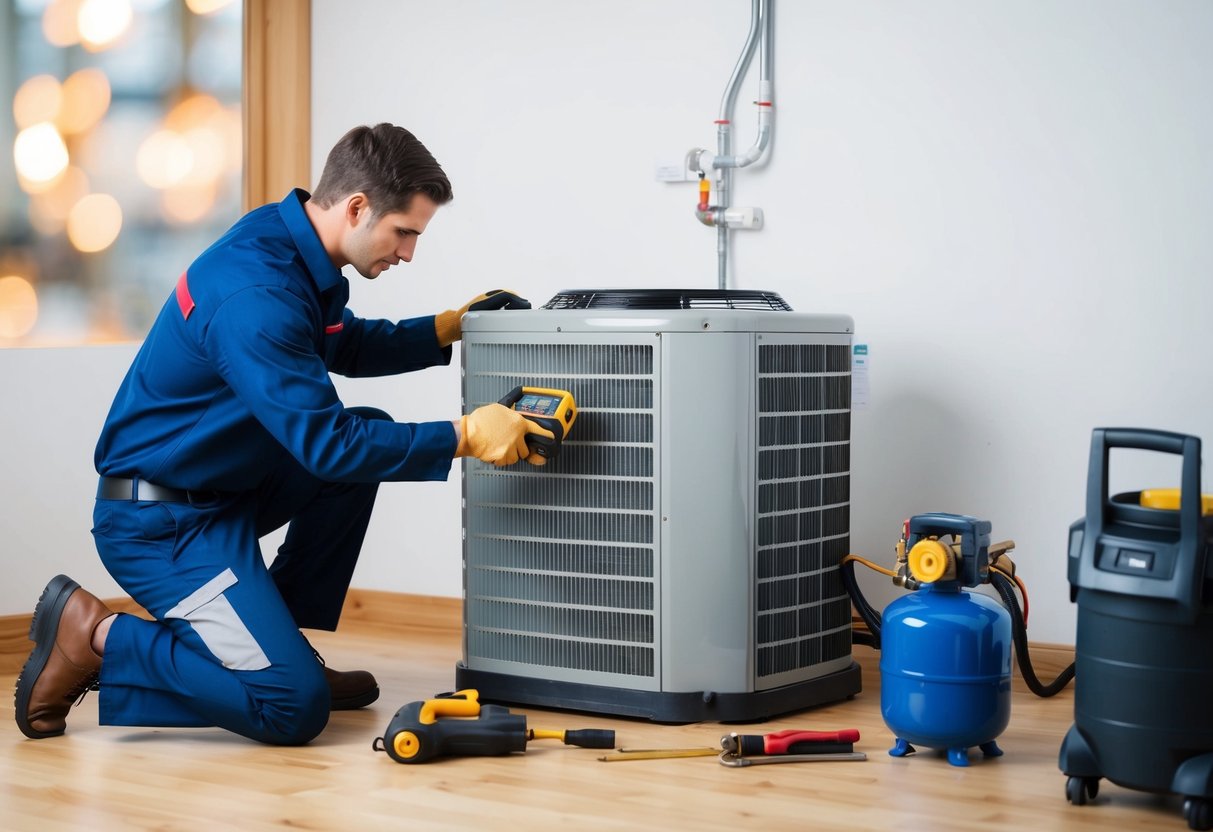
[498,386,577,458]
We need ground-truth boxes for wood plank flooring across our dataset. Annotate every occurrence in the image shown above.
[0,620,1192,831]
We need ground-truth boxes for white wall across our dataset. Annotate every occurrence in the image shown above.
[3,1,1210,651]
[3,345,140,612]
[311,0,1213,646]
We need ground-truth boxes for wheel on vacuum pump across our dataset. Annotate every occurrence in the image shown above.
[1084,778,1099,800]
[1066,776,1089,806]
[1184,797,1213,831]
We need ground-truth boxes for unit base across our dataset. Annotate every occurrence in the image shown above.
[453,662,863,724]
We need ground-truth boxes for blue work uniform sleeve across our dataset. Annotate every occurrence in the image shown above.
[204,286,456,482]
[325,308,453,377]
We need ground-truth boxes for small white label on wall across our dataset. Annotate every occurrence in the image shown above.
[852,343,870,410]
[655,160,695,182]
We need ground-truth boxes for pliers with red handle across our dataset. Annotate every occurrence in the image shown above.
[719,729,867,766]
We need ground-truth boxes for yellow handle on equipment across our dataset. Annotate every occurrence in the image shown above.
[1140,488,1213,516]
[418,689,481,724]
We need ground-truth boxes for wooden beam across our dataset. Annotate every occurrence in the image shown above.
[336,588,462,635]
[242,0,311,210]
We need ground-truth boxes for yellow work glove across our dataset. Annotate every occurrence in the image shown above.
[434,289,531,347]
[456,403,554,466]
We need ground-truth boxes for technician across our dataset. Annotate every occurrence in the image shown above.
[15,123,550,745]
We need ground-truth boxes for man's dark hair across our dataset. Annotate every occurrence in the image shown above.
[310,123,453,215]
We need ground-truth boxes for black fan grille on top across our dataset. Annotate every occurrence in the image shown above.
[542,289,792,311]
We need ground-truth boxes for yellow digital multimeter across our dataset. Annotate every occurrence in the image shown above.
[498,386,577,458]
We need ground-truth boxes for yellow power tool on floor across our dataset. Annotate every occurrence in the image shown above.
[373,689,614,764]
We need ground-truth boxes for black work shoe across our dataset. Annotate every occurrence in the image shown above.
[309,645,379,710]
[322,665,380,710]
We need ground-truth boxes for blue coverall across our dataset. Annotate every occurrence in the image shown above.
[92,189,457,744]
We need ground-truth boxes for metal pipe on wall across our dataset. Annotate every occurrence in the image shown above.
[690,0,774,289]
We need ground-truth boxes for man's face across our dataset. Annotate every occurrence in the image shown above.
[344,193,439,280]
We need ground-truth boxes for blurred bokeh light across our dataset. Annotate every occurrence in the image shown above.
[3,0,243,346]
[41,0,83,48]
[29,165,91,235]
[14,122,70,186]
[185,0,237,16]
[78,0,133,51]
[13,74,63,128]
[67,192,123,253]
[58,68,112,135]
[0,276,40,340]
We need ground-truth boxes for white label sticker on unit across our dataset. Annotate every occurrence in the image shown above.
[852,343,870,410]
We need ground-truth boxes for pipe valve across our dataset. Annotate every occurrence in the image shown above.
[687,148,715,175]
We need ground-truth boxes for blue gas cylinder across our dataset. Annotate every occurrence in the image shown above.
[880,582,1013,766]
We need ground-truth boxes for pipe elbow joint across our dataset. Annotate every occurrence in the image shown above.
[734,126,772,169]
[688,148,717,174]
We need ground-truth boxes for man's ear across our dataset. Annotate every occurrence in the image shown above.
[345,193,371,227]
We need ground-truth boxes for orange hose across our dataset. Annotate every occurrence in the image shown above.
[841,553,898,579]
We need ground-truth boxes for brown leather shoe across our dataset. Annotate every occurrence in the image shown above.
[320,662,379,710]
[14,575,112,739]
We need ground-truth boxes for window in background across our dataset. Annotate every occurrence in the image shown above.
[1,0,242,346]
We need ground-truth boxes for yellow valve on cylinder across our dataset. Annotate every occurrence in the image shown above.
[908,538,957,583]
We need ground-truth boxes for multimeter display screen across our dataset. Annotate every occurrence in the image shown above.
[515,394,561,416]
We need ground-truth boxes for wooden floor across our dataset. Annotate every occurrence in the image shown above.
[0,621,1192,831]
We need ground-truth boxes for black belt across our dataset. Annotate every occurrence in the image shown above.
[98,476,192,503]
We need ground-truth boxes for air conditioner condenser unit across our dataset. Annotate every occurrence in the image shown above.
[454,289,861,722]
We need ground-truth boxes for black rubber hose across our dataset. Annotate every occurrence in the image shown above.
[841,559,883,649]
[989,570,1075,697]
